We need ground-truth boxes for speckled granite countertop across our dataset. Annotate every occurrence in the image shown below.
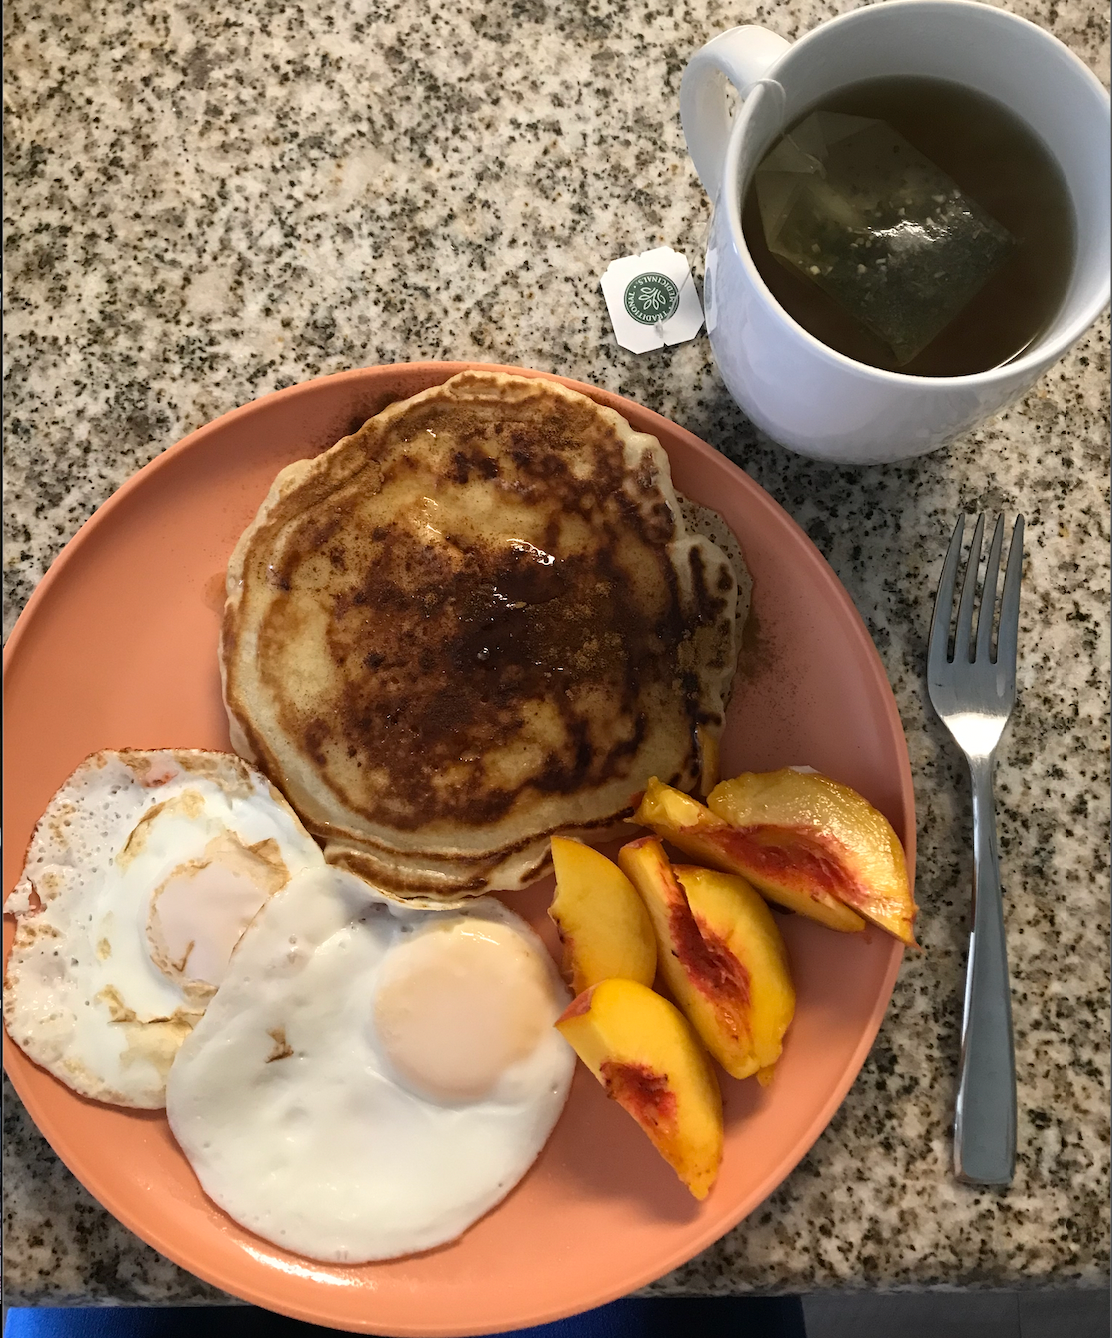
[4,0,1109,1307]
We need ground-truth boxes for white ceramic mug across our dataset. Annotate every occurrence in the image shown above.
[681,1,1111,464]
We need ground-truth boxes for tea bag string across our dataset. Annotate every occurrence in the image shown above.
[653,268,695,346]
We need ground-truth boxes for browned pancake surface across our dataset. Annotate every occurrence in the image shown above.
[222,372,740,899]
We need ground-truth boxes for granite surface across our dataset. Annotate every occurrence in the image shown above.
[3,0,1109,1308]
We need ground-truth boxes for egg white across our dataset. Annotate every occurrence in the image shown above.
[165,867,575,1263]
[3,749,326,1107]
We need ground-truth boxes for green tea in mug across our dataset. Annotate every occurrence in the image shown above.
[741,76,1076,377]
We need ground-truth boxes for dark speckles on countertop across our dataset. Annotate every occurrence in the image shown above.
[3,0,1109,1306]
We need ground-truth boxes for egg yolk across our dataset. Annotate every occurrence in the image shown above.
[146,831,289,997]
[373,919,553,1103]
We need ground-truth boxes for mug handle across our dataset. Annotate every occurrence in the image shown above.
[680,26,791,201]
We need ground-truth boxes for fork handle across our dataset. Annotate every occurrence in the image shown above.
[953,756,1017,1185]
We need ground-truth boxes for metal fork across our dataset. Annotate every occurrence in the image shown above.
[927,513,1025,1186]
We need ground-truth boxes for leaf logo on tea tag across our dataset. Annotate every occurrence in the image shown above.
[601,247,704,354]
[623,273,680,325]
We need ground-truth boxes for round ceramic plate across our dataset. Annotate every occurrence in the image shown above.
[3,363,913,1336]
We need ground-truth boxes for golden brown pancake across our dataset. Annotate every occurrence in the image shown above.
[221,372,744,903]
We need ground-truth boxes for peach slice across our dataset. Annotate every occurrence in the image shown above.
[708,769,917,946]
[674,863,795,1082]
[633,778,866,935]
[618,837,794,1081]
[555,977,723,1200]
[548,837,657,993]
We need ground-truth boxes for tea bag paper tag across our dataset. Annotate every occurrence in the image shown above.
[600,247,704,353]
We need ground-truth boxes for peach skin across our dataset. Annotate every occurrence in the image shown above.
[708,769,918,946]
[548,837,657,993]
[555,977,723,1200]
[633,778,866,935]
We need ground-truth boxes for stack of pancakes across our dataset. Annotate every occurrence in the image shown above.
[221,372,748,904]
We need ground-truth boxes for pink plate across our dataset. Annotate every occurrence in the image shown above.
[3,362,913,1335]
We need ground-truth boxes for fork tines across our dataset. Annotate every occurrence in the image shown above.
[930,514,1025,669]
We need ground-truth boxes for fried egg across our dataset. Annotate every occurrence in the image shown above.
[166,867,574,1262]
[3,749,326,1108]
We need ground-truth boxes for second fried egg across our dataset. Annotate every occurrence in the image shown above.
[2,749,326,1108]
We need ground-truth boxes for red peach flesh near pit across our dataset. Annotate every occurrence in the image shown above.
[699,823,873,911]
[659,861,751,1044]
[600,1059,678,1132]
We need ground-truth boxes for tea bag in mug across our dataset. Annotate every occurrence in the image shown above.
[754,113,1015,364]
